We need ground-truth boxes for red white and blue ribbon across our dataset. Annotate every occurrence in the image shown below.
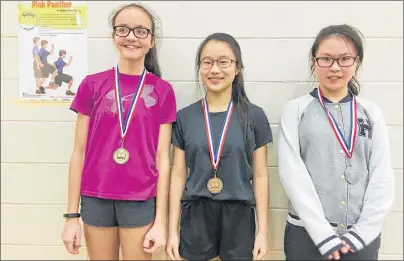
[202,97,234,171]
[114,65,147,142]
[317,88,357,158]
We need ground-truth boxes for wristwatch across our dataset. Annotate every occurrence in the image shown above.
[63,213,81,218]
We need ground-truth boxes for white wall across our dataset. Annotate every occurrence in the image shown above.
[1,1,403,260]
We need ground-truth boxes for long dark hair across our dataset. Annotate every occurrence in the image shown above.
[109,3,162,77]
[309,24,365,95]
[195,33,253,153]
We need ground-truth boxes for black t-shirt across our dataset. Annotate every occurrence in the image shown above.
[171,100,272,206]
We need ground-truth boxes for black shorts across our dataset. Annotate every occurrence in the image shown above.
[80,195,156,228]
[179,198,256,260]
[55,72,72,86]
[284,222,381,260]
[41,62,56,78]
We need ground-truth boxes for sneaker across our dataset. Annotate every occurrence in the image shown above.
[39,86,46,93]
[66,90,76,96]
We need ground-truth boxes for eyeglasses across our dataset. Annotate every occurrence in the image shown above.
[315,56,357,68]
[200,58,235,69]
[113,26,152,38]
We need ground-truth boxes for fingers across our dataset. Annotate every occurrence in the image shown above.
[332,250,340,260]
[143,241,159,254]
[328,250,340,260]
[173,245,181,260]
[143,237,165,254]
[166,246,175,260]
[63,239,75,254]
[340,241,350,254]
[73,236,81,253]
[257,248,266,260]
[252,246,259,260]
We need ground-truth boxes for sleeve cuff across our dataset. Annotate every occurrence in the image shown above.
[342,231,365,252]
[317,235,344,257]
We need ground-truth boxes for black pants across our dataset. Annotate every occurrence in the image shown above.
[284,222,381,260]
[179,198,256,260]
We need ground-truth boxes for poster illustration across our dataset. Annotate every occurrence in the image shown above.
[18,1,87,102]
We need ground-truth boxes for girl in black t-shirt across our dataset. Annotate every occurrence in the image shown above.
[166,33,273,260]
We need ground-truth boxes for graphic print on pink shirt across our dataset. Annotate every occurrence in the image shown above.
[97,84,157,117]
[70,69,177,200]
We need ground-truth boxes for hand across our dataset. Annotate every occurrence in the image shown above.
[166,233,181,260]
[252,232,268,260]
[328,249,340,260]
[39,63,44,68]
[340,240,354,254]
[143,222,166,254]
[61,218,82,255]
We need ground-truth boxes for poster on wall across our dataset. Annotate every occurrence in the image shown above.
[18,1,87,102]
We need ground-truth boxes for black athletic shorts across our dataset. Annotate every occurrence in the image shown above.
[284,222,381,260]
[80,195,156,228]
[179,198,256,260]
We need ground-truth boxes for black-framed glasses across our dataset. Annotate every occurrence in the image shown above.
[113,26,152,38]
[200,58,236,69]
[315,56,357,68]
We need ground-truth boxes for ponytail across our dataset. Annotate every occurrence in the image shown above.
[145,46,161,78]
[232,73,253,154]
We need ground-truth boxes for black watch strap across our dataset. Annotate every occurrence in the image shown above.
[63,213,81,218]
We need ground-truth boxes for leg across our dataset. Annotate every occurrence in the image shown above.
[33,60,42,92]
[219,202,255,260]
[341,235,381,260]
[116,198,156,260]
[68,78,73,89]
[83,224,120,260]
[80,195,120,260]
[51,64,57,80]
[283,222,324,260]
[62,74,75,95]
[119,223,154,260]
[179,199,221,261]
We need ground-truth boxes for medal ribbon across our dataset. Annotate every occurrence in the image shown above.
[202,97,234,171]
[114,65,147,143]
[317,88,357,158]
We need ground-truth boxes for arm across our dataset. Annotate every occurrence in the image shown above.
[253,144,269,234]
[66,76,92,213]
[166,115,186,260]
[66,113,89,214]
[168,145,187,237]
[252,108,271,236]
[154,123,173,226]
[34,54,42,66]
[277,101,343,257]
[342,112,395,252]
[66,56,73,66]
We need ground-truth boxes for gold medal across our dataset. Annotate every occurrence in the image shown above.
[113,147,129,164]
[113,65,147,165]
[207,176,223,194]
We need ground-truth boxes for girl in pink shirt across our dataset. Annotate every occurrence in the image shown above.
[61,3,177,260]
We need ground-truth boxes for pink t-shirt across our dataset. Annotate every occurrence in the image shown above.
[70,68,177,200]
